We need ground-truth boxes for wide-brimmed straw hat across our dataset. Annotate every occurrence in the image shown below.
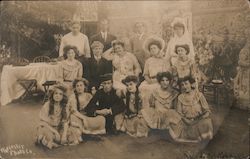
[143,36,165,55]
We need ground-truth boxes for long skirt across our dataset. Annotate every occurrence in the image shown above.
[169,117,213,143]
[67,114,106,144]
[141,107,181,129]
[36,124,62,149]
[115,114,149,137]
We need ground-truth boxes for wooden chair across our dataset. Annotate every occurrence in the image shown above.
[18,79,38,101]
[33,56,51,63]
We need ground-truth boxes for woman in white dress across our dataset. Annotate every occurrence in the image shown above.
[139,36,171,106]
[165,17,195,64]
[58,45,83,94]
[110,40,141,94]
[141,72,181,130]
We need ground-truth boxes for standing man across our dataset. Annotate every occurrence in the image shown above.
[90,19,117,52]
[84,74,125,134]
[84,41,113,93]
[129,22,149,70]
[59,21,91,58]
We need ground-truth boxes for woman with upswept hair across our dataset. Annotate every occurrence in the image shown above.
[170,76,213,143]
[58,45,83,94]
[115,75,149,137]
[66,78,106,145]
[141,72,181,130]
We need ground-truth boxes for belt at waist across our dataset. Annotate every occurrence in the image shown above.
[64,79,73,82]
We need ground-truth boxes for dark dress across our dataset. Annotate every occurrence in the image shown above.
[85,88,126,133]
[84,57,113,89]
[90,32,117,52]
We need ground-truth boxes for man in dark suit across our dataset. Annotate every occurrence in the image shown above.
[90,19,117,52]
[84,41,113,93]
[85,74,125,134]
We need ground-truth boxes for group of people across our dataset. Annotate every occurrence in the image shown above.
[36,73,213,149]
[36,17,217,149]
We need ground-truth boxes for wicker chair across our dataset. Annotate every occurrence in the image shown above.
[33,56,51,63]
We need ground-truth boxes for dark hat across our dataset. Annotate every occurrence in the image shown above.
[100,73,113,82]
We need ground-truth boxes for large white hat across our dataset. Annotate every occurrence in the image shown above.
[143,36,165,55]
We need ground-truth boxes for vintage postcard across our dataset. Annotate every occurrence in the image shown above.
[0,1,249,159]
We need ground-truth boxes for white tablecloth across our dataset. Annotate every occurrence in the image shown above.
[0,63,62,106]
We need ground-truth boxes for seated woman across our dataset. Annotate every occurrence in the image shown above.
[139,36,171,106]
[36,85,69,149]
[171,44,206,89]
[59,45,83,93]
[141,72,181,130]
[66,78,106,145]
[84,41,112,94]
[115,75,149,137]
[108,40,141,94]
[170,76,213,143]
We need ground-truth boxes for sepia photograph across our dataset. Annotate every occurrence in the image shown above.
[0,0,249,159]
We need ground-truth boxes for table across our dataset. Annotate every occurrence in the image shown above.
[0,63,62,106]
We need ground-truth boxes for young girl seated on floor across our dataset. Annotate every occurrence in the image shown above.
[36,85,69,149]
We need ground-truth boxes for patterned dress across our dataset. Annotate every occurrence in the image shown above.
[115,91,149,137]
[171,58,205,90]
[67,93,106,144]
[170,91,213,142]
[112,52,141,91]
[141,88,181,129]
[36,102,69,148]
